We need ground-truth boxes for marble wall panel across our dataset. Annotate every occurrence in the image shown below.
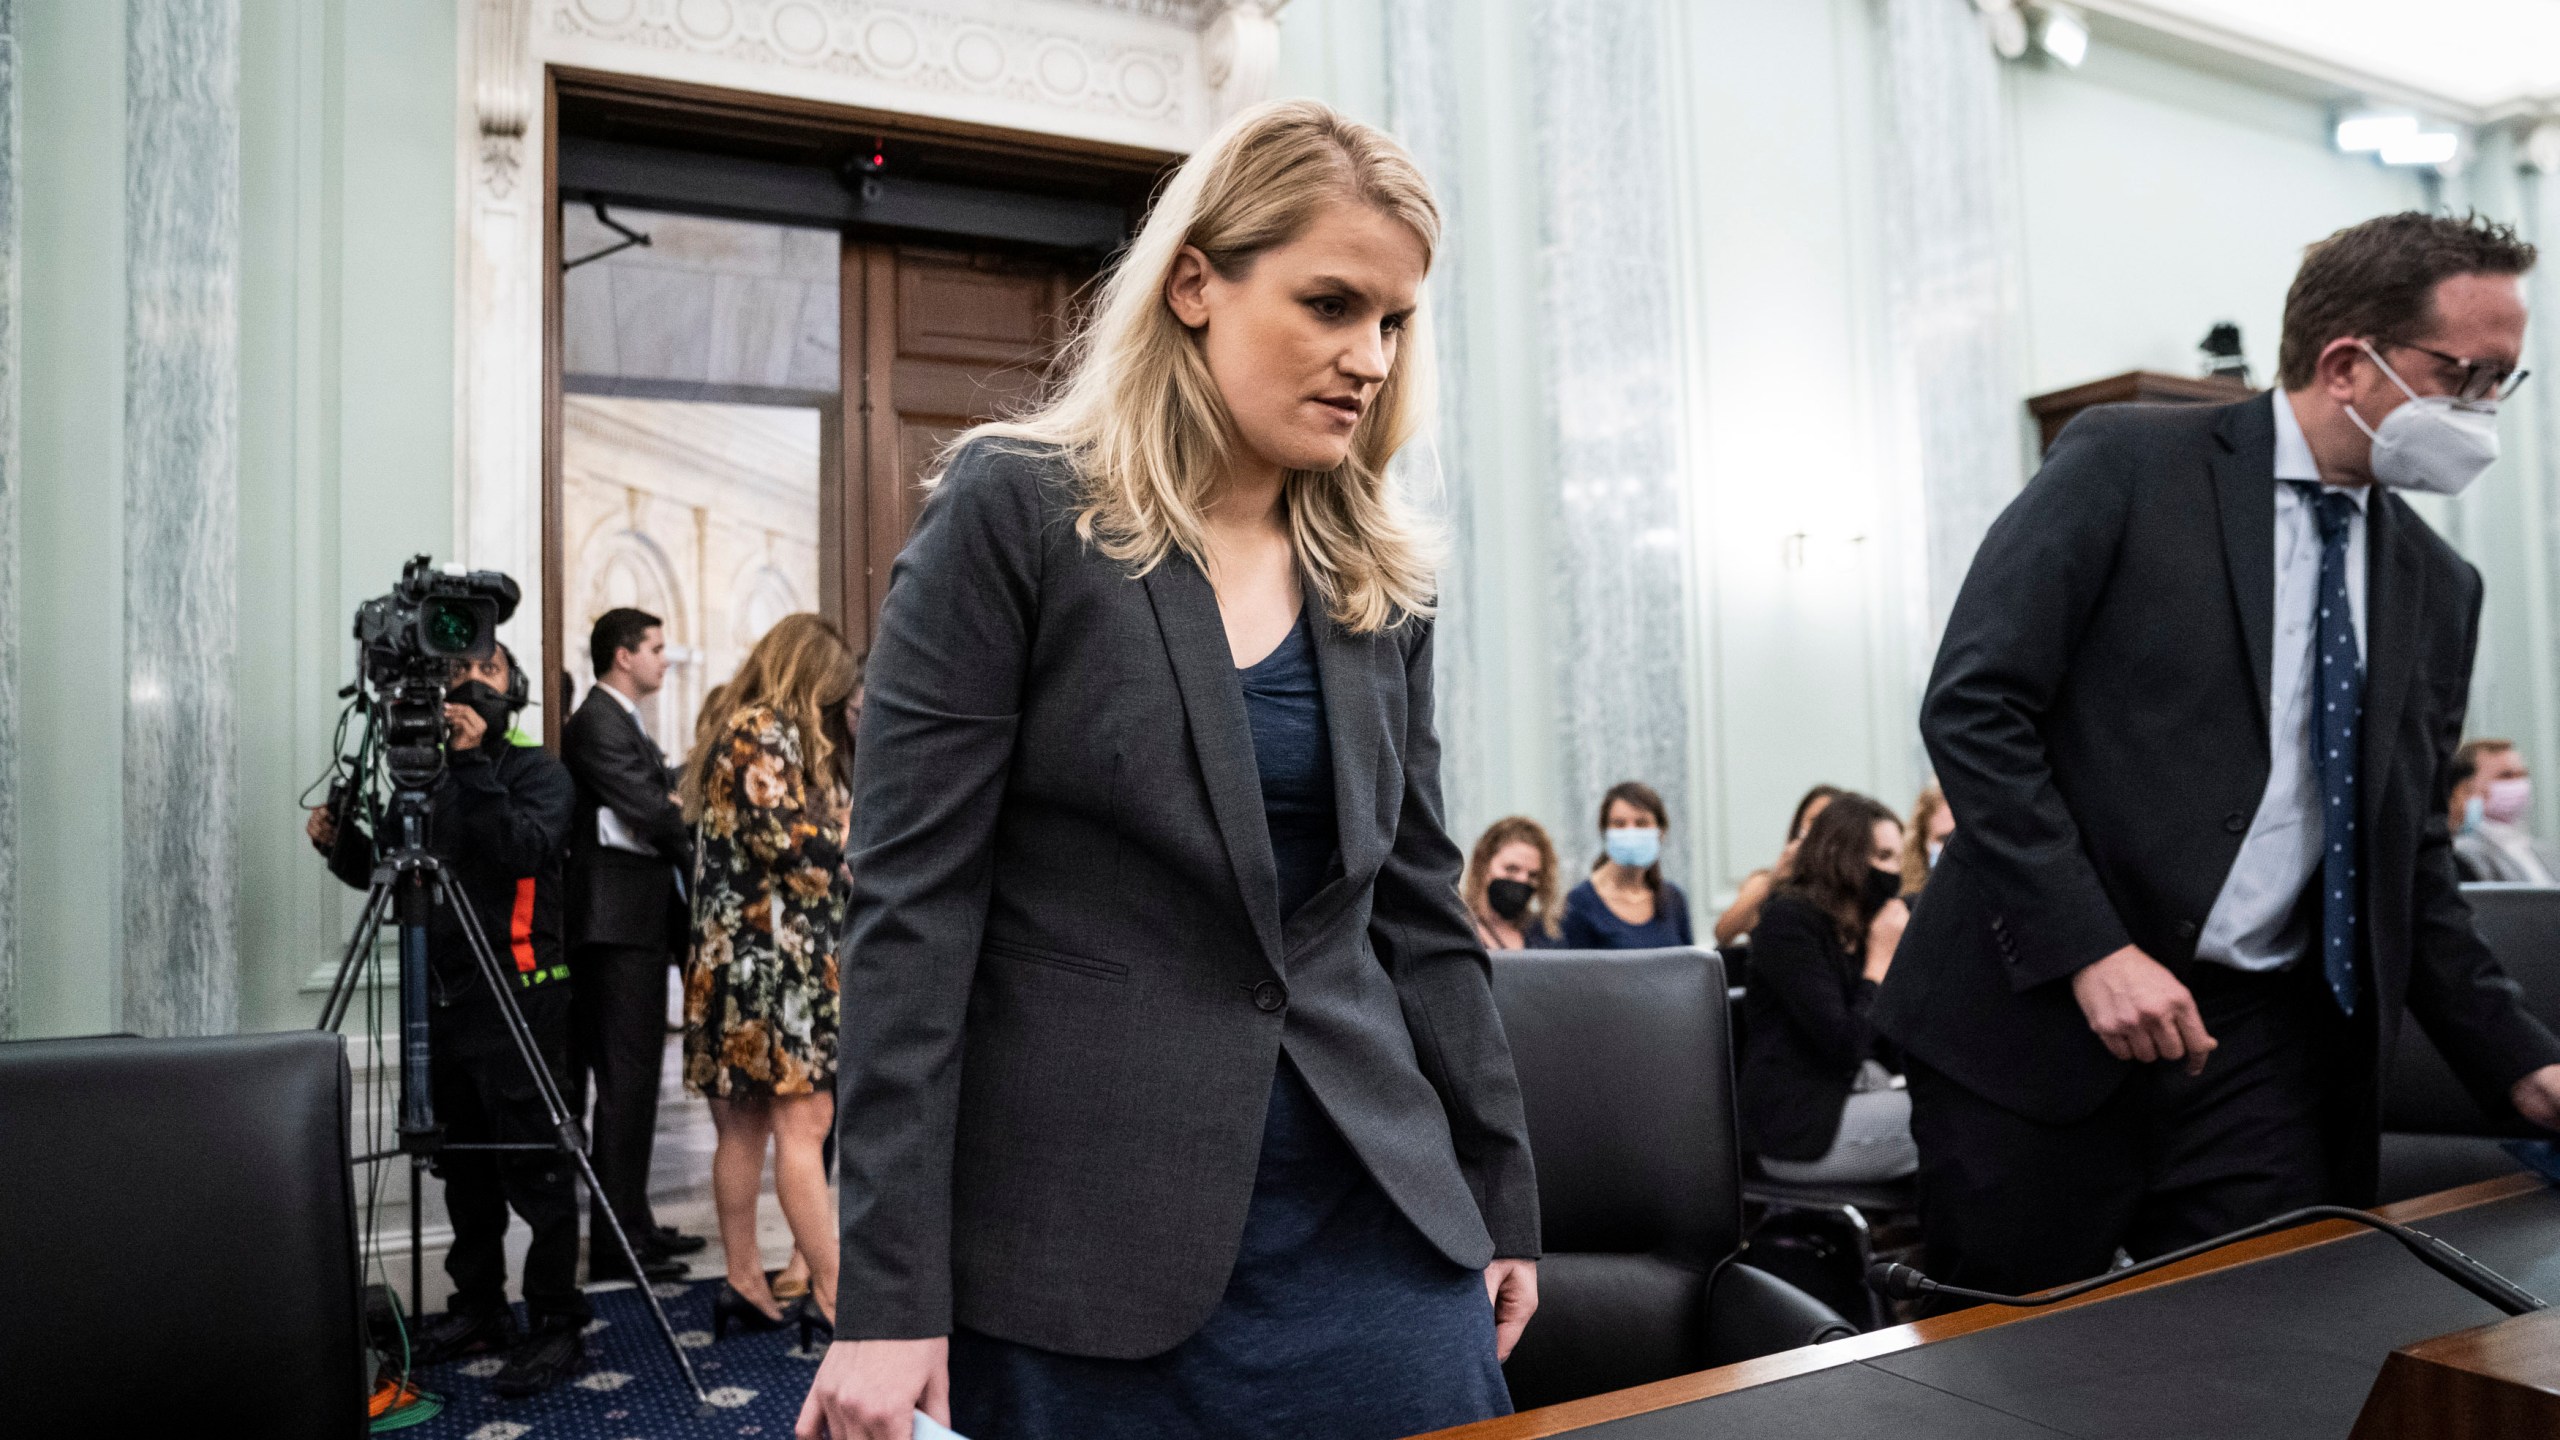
[0,0,17,1039]
[1383,0,1486,831]
[1527,0,1694,877]
[607,265,719,385]
[122,0,240,1037]
[1879,0,2024,632]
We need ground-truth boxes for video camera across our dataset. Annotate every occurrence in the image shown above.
[345,555,521,795]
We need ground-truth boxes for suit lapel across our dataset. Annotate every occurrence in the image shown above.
[2360,493,2425,835]
[2209,394,2279,730]
[1141,555,1285,971]
[1303,575,1384,885]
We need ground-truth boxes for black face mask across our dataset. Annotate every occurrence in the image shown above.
[1485,878,1535,922]
[1860,865,1904,917]
[449,679,515,744]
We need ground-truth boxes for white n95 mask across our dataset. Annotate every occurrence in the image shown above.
[2346,340,2501,497]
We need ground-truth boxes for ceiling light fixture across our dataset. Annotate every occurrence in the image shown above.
[2037,7,2089,68]
[2335,114,2419,152]
[2379,131,2461,166]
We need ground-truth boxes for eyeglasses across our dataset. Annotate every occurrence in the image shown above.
[2376,338,2532,404]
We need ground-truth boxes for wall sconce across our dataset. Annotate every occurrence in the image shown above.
[2036,6,2088,68]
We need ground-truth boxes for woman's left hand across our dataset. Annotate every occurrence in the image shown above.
[1484,1258,1539,1361]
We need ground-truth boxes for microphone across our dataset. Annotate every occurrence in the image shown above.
[1869,1205,2547,1317]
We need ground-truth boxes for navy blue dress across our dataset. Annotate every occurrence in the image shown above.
[950,610,1511,1439]
[1556,876,1694,949]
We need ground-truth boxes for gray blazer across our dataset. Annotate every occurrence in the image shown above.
[832,438,1541,1359]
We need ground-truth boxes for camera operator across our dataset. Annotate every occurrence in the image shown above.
[306,643,589,1396]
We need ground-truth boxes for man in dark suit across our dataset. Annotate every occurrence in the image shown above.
[563,607,701,1279]
[1877,212,2560,1300]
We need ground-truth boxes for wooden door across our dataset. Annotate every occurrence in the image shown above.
[833,244,1091,655]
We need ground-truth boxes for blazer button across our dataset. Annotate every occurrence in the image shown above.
[2224,812,2248,834]
[1252,980,1287,1013]
[2176,920,2200,940]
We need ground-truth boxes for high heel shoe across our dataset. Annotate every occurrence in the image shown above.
[710,1284,789,1341]
[793,1293,835,1351]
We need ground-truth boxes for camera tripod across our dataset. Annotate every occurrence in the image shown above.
[316,796,714,1411]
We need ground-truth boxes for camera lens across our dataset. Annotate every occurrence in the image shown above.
[421,600,484,656]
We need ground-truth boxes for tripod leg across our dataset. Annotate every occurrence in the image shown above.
[317,879,395,1034]
[428,862,719,1410]
[410,1156,424,1322]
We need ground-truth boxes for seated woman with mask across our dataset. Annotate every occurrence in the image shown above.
[1738,792,1919,1184]
[1558,781,1694,951]
[1464,817,1563,951]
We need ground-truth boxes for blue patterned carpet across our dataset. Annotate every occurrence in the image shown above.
[402,1280,823,1440]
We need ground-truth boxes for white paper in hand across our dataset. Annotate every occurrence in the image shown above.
[913,1412,970,1440]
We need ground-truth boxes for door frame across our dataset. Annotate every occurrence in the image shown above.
[538,66,1172,746]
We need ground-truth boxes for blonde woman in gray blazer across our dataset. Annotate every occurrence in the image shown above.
[798,100,1540,1440]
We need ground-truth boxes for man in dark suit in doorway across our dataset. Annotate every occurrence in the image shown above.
[1877,212,2560,1300]
[564,607,704,1280]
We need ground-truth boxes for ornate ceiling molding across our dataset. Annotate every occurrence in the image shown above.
[533,0,1287,154]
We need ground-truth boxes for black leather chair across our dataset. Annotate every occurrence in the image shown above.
[1491,947,1856,1412]
[1722,969,1916,1329]
[2378,884,2560,1203]
[0,1031,367,1438]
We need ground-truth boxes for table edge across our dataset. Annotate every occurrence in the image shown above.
[1425,1172,2547,1440]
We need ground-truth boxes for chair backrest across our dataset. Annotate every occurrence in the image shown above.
[0,1031,366,1438]
[2385,884,2560,1135]
[1489,947,1741,1406]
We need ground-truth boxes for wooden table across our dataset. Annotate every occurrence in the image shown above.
[1427,1174,2558,1439]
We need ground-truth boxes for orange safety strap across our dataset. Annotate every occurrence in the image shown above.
[510,877,538,973]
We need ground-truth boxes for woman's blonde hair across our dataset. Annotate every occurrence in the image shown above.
[953,98,1443,634]
[1902,784,1948,897]
[1464,816,1563,942]
[681,614,860,821]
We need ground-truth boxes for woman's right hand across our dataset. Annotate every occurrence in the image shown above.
[797,1336,951,1440]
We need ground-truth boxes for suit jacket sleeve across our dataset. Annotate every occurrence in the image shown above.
[1752,897,1879,1074]
[2404,570,2560,1109]
[1921,415,2141,990]
[832,445,1039,1338]
[1369,617,1543,1259]
[567,705,690,859]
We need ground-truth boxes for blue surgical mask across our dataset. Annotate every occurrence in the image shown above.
[1604,827,1661,870]
[2463,795,2487,833]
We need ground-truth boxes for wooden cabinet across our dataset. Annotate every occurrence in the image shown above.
[2026,370,2254,455]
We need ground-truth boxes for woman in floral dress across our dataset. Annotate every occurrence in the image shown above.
[680,613,859,1337]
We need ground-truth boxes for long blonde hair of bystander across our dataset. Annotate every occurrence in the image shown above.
[947,98,1444,635]
[680,613,860,822]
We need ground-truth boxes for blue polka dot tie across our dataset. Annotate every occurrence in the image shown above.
[2294,481,2362,1015]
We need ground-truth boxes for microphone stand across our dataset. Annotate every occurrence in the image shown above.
[1871,1205,2547,1317]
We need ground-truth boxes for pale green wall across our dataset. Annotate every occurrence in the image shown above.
[20,0,128,1036]
[17,0,453,1039]
[1274,0,1388,128]
[2009,43,2428,395]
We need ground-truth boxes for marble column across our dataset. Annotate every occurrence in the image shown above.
[0,0,17,1040]
[1382,0,1485,826]
[1877,0,2026,636]
[122,0,239,1037]
[1527,0,1694,874]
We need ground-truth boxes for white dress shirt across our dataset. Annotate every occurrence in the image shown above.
[2196,391,2370,972]
[593,682,660,856]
